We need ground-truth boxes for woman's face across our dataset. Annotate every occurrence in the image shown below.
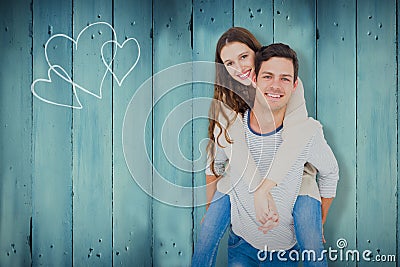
[220,41,256,86]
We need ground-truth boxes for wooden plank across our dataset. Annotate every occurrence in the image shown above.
[274,0,316,117]
[72,2,113,265]
[357,0,397,264]
[152,0,193,265]
[316,1,356,266]
[113,0,153,265]
[0,0,32,266]
[192,0,232,265]
[398,0,400,261]
[234,0,273,45]
[31,0,73,265]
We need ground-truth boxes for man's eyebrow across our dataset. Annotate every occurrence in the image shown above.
[260,71,273,75]
[259,71,293,78]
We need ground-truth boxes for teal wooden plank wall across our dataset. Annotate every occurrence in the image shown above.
[32,0,73,265]
[317,1,357,267]
[0,0,399,266]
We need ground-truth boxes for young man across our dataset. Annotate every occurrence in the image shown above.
[224,43,339,265]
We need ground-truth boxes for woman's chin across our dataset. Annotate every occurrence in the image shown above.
[239,79,252,86]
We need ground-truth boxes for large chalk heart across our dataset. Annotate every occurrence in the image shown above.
[101,38,141,86]
[45,22,117,99]
[31,65,82,109]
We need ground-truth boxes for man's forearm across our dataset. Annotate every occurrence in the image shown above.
[321,197,334,224]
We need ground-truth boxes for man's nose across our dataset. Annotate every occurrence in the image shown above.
[270,78,281,89]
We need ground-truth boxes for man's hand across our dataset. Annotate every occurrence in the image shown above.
[254,185,279,234]
[321,197,333,243]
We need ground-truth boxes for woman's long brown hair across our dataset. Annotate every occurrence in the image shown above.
[207,27,261,177]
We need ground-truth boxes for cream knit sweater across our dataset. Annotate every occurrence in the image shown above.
[213,79,322,201]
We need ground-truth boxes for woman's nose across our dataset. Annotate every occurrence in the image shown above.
[238,62,246,72]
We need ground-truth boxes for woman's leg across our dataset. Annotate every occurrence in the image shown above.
[192,190,231,267]
[293,195,327,267]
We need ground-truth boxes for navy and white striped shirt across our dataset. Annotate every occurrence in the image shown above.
[208,109,339,250]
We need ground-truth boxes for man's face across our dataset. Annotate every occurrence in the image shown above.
[253,57,298,112]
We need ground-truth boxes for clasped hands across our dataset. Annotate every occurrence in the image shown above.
[254,185,279,234]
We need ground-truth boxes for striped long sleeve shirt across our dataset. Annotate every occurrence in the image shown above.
[207,109,339,250]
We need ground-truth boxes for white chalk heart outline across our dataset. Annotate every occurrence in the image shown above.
[44,21,117,99]
[101,37,141,86]
[31,65,83,109]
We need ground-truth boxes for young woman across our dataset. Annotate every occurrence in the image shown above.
[191,27,335,267]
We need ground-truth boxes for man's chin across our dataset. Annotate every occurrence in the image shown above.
[267,103,287,113]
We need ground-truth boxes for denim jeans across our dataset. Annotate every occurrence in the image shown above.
[191,193,327,267]
[293,195,328,267]
[228,229,300,266]
[192,190,231,267]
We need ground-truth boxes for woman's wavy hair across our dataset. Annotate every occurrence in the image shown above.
[207,27,261,177]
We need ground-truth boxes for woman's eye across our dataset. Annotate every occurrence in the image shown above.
[225,62,232,67]
[241,55,247,59]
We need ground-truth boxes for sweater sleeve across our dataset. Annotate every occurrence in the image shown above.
[307,128,339,198]
[264,78,320,186]
[205,139,229,176]
[212,104,263,193]
[211,79,322,193]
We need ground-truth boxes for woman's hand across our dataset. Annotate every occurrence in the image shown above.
[254,186,279,234]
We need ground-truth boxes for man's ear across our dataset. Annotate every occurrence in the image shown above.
[293,78,298,92]
[251,73,257,88]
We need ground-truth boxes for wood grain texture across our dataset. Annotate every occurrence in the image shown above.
[32,0,73,265]
[113,0,153,265]
[0,1,399,266]
[152,0,194,265]
[234,0,273,45]
[357,0,397,264]
[192,0,232,265]
[274,0,317,117]
[0,0,32,265]
[316,1,357,266]
[72,1,113,265]
[398,0,400,261]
